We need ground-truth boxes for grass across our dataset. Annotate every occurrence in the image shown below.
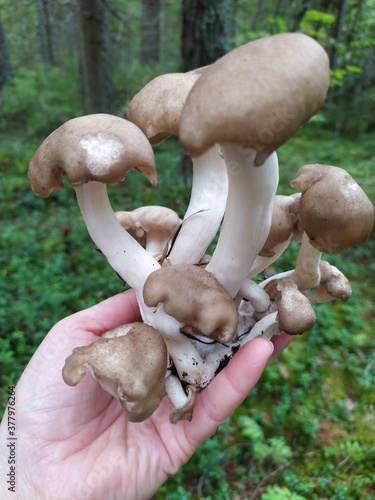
[1,122,374,498]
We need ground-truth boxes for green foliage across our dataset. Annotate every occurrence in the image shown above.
[2,128,375,499]
[330,65,362,88]
[0,62,80,137]
[262,485,307,500]
[300,9,336,41]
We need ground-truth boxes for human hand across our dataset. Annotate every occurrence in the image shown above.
[0,290,293,500]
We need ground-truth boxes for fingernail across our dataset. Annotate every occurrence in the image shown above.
[262,338,275,356]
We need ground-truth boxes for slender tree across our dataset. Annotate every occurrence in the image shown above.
[36,0,57,66]
[181,0,233,72]
[77,0,114,114]
[0,14,11,91]
[140,0,160,65]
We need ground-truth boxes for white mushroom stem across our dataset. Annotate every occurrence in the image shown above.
[242,311,282,342]
[291,232,322,290]
[75,181,160,292]
[205,146,279,297]
[167,146,228,265]
[165,373,190,408]
[258,232,322,292]
[235,278,271,312]
[145,231,171,257]
[259,270,294,290]
[248,236,292,278]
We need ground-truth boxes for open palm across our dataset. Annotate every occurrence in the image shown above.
[0,290,292,500]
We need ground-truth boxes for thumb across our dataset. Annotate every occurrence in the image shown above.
[184,337,274,447]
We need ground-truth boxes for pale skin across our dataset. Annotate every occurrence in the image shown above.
[0,290,293,500]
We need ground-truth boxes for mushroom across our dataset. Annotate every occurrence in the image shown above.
[303,260,352,304]
[127,69,207,144]
[115,205,182,260]
[62,322,168,422]
[143,264,239,345]
[179,33,330,298]
[28,114,160,295]
[165,375,198,423]
[229,275,317,352]
[142,263,239,402]
[236,278,272,312]
[263,277,317,335]
[128,68,228,266]
[289,164,375,290]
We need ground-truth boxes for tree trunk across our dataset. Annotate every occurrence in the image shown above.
[330,0,347,71]
[140,0,160,65]
[181,0,232,72]
[289,0,311,32]
[77,0,114,114]
[36,0,57,66]
[0,14,11,91]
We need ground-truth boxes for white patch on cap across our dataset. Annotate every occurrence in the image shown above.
[80,134,124,175]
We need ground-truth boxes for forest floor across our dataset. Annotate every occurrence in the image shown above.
[1,124,375,499]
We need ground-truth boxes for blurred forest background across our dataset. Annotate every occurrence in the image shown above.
[1,1,374,499]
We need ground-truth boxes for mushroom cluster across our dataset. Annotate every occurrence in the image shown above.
[28,33,374,424]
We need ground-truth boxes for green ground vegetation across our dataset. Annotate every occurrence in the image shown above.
[1,112,374,498]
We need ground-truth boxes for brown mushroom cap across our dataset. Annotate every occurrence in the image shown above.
[264,277,317,335]
[142,264,239,343]
[127,67,207,144]
[179,33,330,163]
[62,322,167,422]
[28,114,157,197]
[290,164,375,253]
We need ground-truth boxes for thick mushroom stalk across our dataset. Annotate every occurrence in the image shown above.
[167,146,228,265]
[180,33,330,296]
[289,164,375,290]
[75,182,160,291]
[62,323,168,422]
[128,68,229,265]
[205,148,279,297]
